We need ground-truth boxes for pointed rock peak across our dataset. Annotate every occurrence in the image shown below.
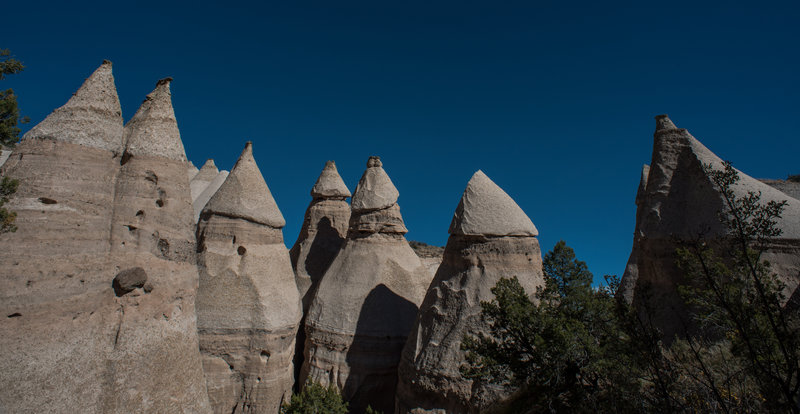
[204,142,285,228]
[123,78,187,161]
[192,159,219,182]
[351,155,400,211]
[655,114,678,132]
[23,60,124,153]
[311,160,351,198]
[449,170,538,237]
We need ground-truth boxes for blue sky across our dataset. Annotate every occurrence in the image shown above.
[4,1,799,283]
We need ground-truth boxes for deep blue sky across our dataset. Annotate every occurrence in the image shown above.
[4,1,799,283]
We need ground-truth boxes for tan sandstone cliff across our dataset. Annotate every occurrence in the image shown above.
[620,115,800,340]
[196,142,302,413]
[0,62,211,412]
[396,170,545,413]
[301,156,431,413]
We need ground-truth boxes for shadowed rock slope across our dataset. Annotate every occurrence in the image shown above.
[290,160,352,311]
[396,170,545,414]
[301,156,431,414]
[0,63,211,412]
[196,142,301,413]
[621,115,800,340]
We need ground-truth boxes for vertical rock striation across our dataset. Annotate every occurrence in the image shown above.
[196,142,301,413]
[302,156,431,413]
[618,164,650,303]
[106,77,211,411]
[621,115,800,340]
[0,63,210,412]
[396,170,545,414]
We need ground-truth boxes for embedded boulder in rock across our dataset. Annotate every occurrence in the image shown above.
[396,170,545,414]
[107,77,211,411]
[301,156,431,414]
[196,142,301,414]
[0,63,211,412]
[625,115,800,340]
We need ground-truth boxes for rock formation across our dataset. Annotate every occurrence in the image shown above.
[618,164,650,303]
[290,160,352,311]
[409,241,445,278]
[760,178,800,201]
[106,77,211,411]
[396,170,545,414]
[0,62,211,412]
[188,161,200,181]
[190,159,229,222]
[621,115,800,339]
[196,142,301,413]
[301,156,431,413]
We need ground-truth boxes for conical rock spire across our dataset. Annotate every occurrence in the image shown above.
[23,60,124,153]
[204,142,285,228]
[123,78,186,161]
[351,156,399,211]
[655,114,678,131]
[311,161,351,198]
[449,170,538,236]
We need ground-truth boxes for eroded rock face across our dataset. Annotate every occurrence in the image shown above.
[290,160,351,311]
[0,64,211,412]
[621,115,800,340]
[106,77,211,411]
[301,156,430,414]
[396,170,544,414]
[196,142,301,414]
[190,159,229,222]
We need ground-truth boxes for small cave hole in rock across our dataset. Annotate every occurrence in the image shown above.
[158,239,170,257]
[237,246,246,255]
[112,267,147,297]
[125,225,137,232]
[260,351,270,363]
[144,171,158,184]
[256,377,262,383]
[135,210,144,218]
[7,313,21,318]
[156,189,166,208]
[38,197,57,204]
[120,151,132,166]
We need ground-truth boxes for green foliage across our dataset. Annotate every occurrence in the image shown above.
[0,176,17,233]
[675,161,800,412]
[461,241,642,412]
[364,405,382,414]
[461,162,799,413]
[0,49,28,149]
[281,380,348,414]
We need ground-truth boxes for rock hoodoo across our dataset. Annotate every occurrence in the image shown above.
[190,159,229,222]
[396,170,545,414]
[290,160,352,310]
[107,77,211,411]
[621,115,800,339]
[196,142,301,413]
[0,63,211,412]
[301,156,431,413]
